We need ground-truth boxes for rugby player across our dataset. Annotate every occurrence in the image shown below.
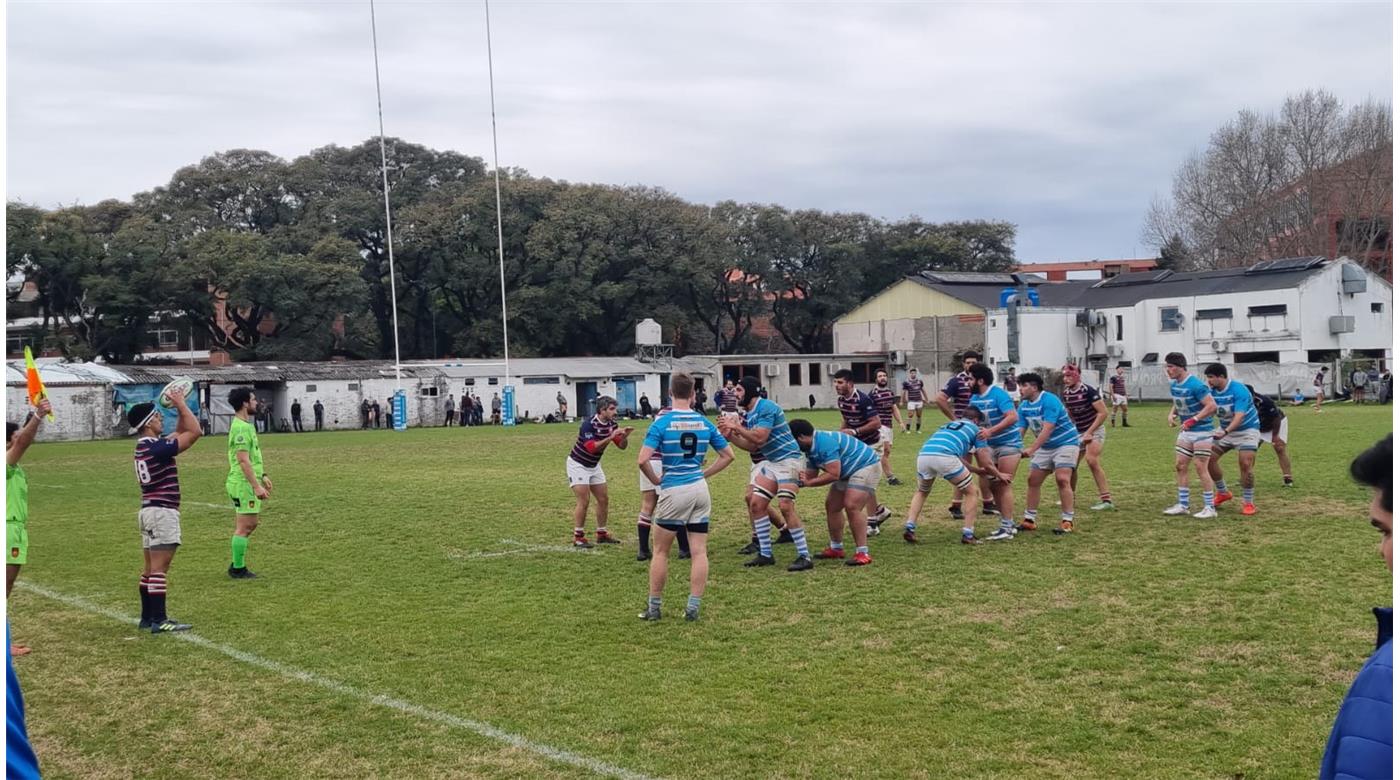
[901,367,927,433]
[637,399,692,562]
[226,387,273,578]
[901,408,1011,545]
[718,377,813,571]
[1015,373,1083,536]
[968,364,1023,540]
[637,373,734,621]
[7,398,51,656]
[869,369,905,486]
[129,386,201,633]
[1163,353,1219,518]
[566,396,633,548]
[790,420,879,566]
[1060,364,1114,511]
[833,369,892,535]
[1247,384,1294,488]
[935,352,997,520]
[1109,366,1130,427]
[1204,364,1261,516]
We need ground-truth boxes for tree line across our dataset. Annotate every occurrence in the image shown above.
[6,141,1017,363]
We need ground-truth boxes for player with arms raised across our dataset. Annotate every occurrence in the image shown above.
[1163,353,1219,518]
[637,373,734,621]
[7,397,51,656]
[129,384,201,633]
[566,396,633,548]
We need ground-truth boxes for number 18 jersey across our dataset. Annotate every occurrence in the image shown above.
[643,409,730,489]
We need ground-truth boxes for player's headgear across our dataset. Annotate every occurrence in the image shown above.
[738,376,762,403]
[127,402,159,432]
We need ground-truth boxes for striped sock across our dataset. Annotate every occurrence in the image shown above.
[146,572,168,624]
[1203,490,1215,507]
[647,595,662,611]
[753,516,773,557]
[1178,488,1190,507]
[905,519,917,532]
[1215,480,1228,493]
[788,527,810,558]
[686,594,701,612]
[637,513,651,553]
[962,526,974,538]
[999,516,1015,530]
[1243,488,1254,503]
[1023,509,1039,522]
[829,540,844,551]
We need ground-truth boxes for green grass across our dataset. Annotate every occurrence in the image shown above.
[10,403,1393,779]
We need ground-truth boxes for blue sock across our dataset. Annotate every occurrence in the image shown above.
[999,516,1015,529]
[1203,490,1214,507]
[686,594,701,612]
[1243,488,1254,503]
[905,519,917,532]
[1215,479,1228,493]
[753,517,773,557]
[1178,487,1190,507]
[647,595,661,610]
[829,540,844,551]
[962,526,974,537]
[789,527,810,558]
[856,546,868,555]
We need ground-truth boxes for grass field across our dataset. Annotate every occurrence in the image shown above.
[8,402,1393,779]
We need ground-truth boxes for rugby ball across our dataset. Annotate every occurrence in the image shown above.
[158,377,195,409]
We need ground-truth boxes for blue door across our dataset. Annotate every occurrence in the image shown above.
[615,378,637,414]
[576,382,599,419]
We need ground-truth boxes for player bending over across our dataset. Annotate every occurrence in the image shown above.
[902,407,1011,545]
[637,373,734,621]
[790,420,881,566]
[566,396,633,548]
[1204,364,1262,516]
[129,387,201,633]
[1248,384,1294,488]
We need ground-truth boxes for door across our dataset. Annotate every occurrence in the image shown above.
[576,382,599,419]
[614,378,637,414]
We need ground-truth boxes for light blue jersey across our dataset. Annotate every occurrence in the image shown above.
[805,430,880,479]
[744,398,802,463]
[1211,380,1260,431]
[1017,391,1082,449]
[1170,375,1216,430]
[970,386,1020,448]
[920,420,981,458]
[642,409,729,489]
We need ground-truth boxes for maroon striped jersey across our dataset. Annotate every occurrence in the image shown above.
[650,406,673,462]
[902,377,926,402]
[1061,382,1104,433]
[569,415,618,468]
[837,390,880,445]
[1109,374,1127,395]
[134,437,181,509]
[870,385,897,427]
[940,372,975,417]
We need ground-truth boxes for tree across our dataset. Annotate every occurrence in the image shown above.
[1156,233,1191,272]
[681,201,771,354]
[1143,89,1392,272]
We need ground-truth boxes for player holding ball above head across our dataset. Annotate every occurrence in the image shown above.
[566,396,633,548]
[130,380,202,633]
[790,420,881,566]
[636,373,734,622]
[226,387,273,578]
[1163,353,1219,518]
[901,407,1012,545]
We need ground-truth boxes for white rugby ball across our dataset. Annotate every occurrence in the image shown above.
[158,377,195,408]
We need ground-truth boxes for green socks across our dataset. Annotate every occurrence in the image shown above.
[231,535,249,568]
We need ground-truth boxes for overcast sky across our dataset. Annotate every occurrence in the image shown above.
[6,1,1392,263]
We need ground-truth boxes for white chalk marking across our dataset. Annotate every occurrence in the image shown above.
[448,539,597,560]
[17,581,658,780]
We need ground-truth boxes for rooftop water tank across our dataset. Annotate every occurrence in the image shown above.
[636,318,663,346]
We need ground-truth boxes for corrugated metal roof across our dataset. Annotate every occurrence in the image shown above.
[909,274,1096,309]
[428,357,658,379]
[4,360,134,387]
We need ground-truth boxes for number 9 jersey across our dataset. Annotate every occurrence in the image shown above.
[643,408,730,490]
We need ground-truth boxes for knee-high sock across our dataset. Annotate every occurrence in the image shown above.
[146,572,168,623]
[231,535,249,568]
[637,513,652,554]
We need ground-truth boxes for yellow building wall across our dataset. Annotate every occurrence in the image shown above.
[836,280,982,324]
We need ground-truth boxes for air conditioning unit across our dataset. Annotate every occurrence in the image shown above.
[1075,310,1108,328]
[764,364,780,378]
[1106,345,1124,357]
[887,350,907,366]
[1329,315,1356,334]
[1211,340,1230,352]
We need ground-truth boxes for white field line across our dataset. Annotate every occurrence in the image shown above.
[449,539,597,560]
[17,581,659,780]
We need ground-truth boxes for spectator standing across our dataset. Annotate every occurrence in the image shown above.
[445,395,456,427]
[460,394,471,426]
[360,399,371,429]
[1352,367,1370,404]
[291,399,304,433]
[313,400,325,431]
[386,397,395,429]
[371,399,381,429]
[491,393,502,425]
[473,395,484,426]
[557,391,569,419]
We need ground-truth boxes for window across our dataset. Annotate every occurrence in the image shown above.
[488,377,499,385]
[1247,304,1287,332]
[1142,353,1160,364]
[151,328,180,347]
[305,384,316,392]
[808,363,821,385]
[1159,307,1182,332]
[1234,351,1280,364]
[1372,302,1385,314]
[788,364,803,386]
[6,333,38,356]
[420,386,439,397]
[722,364,762,382]
[464,379,475,386]
[347,383,359,391]
[1195,308,1232,320]
[1114,315,1123,341]
[524,377,560,385]
[850,362,886,383]
[1247,304,1287,316]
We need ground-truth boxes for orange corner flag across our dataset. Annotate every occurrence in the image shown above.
[23,346,54,421]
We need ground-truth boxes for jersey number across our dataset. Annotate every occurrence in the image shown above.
[135,460,151,485]
[679,432,699,458]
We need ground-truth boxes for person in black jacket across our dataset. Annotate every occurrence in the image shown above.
[313,400,324,431]
[290,399,304,433]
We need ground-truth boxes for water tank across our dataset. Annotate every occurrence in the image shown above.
[635,318,663,346]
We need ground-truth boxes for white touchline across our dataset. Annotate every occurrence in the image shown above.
[17,581,660,780]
